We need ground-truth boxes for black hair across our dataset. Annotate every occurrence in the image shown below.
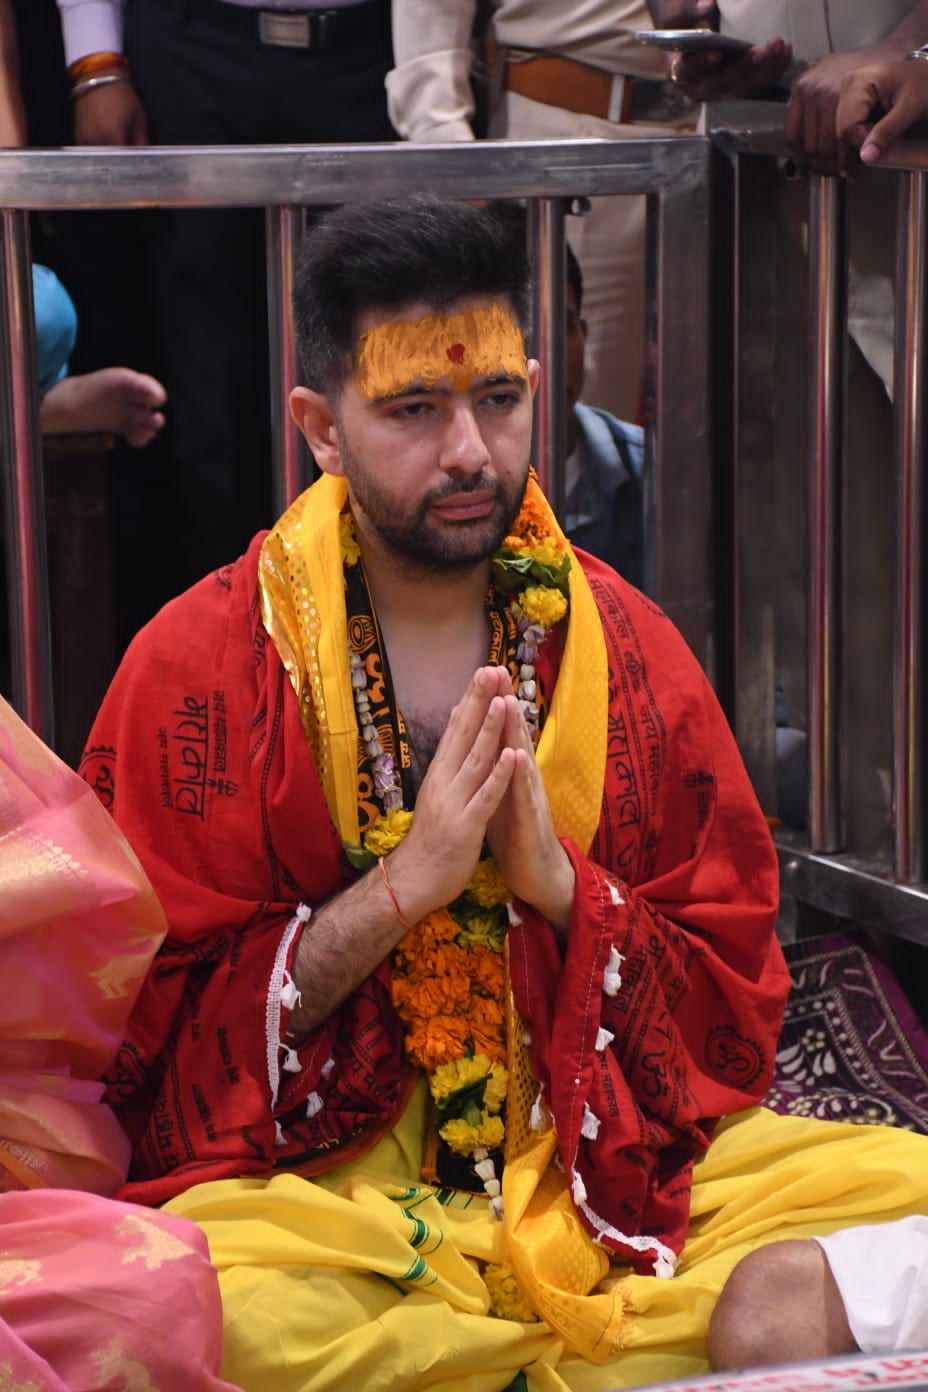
[566,241,583,314]
[293,197,532,394]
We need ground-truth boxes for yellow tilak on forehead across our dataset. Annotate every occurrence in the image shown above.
[355,302,527,400]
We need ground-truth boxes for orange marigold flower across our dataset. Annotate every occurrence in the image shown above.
[404,1014,472,1072]
[469,947,506,995]
[395,909,459,963]
[392,973,471,1018]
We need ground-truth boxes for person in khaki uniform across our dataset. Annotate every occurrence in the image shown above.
[388,0,704,424]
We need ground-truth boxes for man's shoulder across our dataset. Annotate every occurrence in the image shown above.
[575,545,656,615]
[574,547,697,656]
[575,402,644,478]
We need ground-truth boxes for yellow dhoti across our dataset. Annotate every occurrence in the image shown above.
[166,1103,928,1391]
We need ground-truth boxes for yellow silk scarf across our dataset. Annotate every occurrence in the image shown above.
[259,472,625,1355]
[258,471,607,855]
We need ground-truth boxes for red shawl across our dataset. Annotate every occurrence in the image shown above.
[80,535,788,1271]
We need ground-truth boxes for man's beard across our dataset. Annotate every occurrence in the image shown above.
[339,432,529,572]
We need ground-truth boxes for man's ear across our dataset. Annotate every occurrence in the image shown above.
[527,358,541,397]
[289,387,344,476]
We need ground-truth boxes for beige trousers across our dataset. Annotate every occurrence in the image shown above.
[489,89,692,423]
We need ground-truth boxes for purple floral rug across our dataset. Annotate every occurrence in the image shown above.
[764,931,928,1132]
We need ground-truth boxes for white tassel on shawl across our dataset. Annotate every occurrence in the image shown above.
[603,947,624,997]
[506,901,523,927]
[305,1092,323,1119]
[608,881,624,906]
[279,970,301,1012]
[281,1045,301,1074]
[530,1091,551,1133]
[571,1170,588,1205]
[595,1026,615,1051]
[653,1254,677,1279]
[580,1103,601,1141]
[321,1057,335,1078]
[274,1120,286,1148]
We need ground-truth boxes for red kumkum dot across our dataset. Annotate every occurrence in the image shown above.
[447,343,466,364]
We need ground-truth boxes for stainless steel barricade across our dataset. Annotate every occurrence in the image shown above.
[711,104,928,940]
[0,136,712,750]
[2,127,926,944]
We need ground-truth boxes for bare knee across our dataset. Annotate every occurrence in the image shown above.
[708,1239,858,1371]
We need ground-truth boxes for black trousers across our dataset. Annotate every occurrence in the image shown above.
[123,0,395,590]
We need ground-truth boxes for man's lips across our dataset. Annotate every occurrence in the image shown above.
[430,490,498,520]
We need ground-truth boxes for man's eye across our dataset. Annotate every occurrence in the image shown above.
[481,391,520,410]
[391,400,434,419]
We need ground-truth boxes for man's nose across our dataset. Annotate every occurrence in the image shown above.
[440,400,491,475]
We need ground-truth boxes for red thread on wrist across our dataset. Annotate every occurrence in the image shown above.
[378,856,414,930]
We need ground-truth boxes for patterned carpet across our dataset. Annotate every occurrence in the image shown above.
[764,932,928,1133]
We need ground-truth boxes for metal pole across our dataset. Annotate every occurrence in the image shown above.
[892,170,927,883]
[0,209,54,742]
[646,151,714,679]
[527,197,567,518]
[266,204,308,516]
[806,175,846,854]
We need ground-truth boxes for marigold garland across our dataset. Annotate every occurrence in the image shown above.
[340,489,569,1322]
[483,1261,541,1323]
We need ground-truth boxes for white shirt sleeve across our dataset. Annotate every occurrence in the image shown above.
[815,1215,928,1354]
[387,0,479,143]
[56,0,125,66]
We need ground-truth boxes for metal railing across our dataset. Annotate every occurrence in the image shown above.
[0,136,712,752]
[1,123,926,943]
[711,103,928,938]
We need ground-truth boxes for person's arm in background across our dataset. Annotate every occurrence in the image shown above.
[0,0,26,145]
[646,0,792,101]
[836,56,928,165]
[55,0,147,145]
[387,0,480,142]
[785,0,928,171]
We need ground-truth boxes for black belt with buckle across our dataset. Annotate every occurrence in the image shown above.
[186,0,385,50]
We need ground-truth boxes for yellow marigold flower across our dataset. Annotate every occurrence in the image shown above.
[439,1113,504,1155]
[466,858,510,907]
[363,807,413,857]
[483,1064,507,1114]
[340,513,360,566]
[484,1262,539,1323]
[476,1114,505,1148]
[527,535,565,568]
[514,585,568,630]
[428,1053,493,1103]
[456,914,506,952]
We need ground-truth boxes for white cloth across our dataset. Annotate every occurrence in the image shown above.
[815,1215,928,1354]
[491,90,658,421]
[57,0,124,65]
[388,1,692,420]
[719,0,916,57]
[388,0,667,144]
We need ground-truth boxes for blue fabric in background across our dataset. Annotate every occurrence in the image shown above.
[33,263,77,397]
